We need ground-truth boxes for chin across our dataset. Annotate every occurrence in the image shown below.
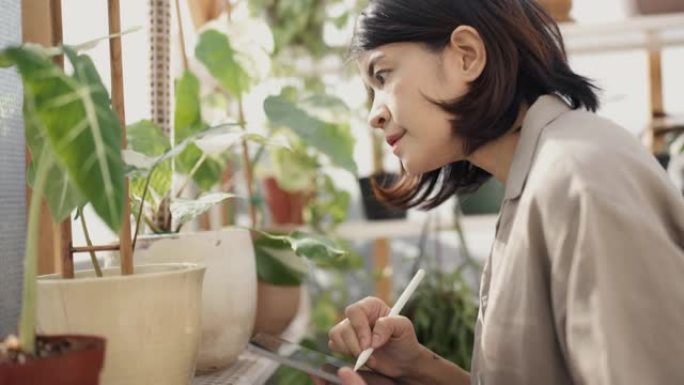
[401,159,443,176]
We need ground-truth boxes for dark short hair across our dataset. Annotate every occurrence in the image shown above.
[351,0,600,210]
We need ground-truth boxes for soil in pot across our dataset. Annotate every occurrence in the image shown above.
[0,335,105,385]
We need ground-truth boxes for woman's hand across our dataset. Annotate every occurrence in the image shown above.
[328,297,423,379]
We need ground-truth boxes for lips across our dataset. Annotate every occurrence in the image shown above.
[386,132,405,147]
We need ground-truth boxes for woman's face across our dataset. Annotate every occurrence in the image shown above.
[358,42,470,175]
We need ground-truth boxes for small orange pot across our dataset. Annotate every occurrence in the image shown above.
[253,281,302,336]
[0,335,105,385]
[536,0,573,22]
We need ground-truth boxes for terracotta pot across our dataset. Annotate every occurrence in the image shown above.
[253,281,302,336]
[631,0,684,14]
[263,176,307,226]
[131,229,257,372]
[37,263,205,385]
[536,0,573,22]
[0,335,105,385]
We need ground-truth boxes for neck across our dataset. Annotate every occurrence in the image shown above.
[466,106,527,184]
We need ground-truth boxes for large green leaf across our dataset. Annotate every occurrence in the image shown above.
[170,192,237,229]
[264,95,357,174]
[3,44,124,231]
[195,29,251,97]
[24,101,84,222]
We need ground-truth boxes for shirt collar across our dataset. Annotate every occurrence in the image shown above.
[504,94,572,200]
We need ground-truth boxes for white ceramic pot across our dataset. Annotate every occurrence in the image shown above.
[37,263,205,385]
[131,229,257,372]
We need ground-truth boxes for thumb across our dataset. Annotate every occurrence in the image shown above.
[371,315,413,349]
[338,367,368,385]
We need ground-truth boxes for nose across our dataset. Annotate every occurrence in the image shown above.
[368,99,389,130]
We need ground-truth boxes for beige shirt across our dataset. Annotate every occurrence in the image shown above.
[470,95,684,385]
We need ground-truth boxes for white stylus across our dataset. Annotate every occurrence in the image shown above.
[353,269,426,371]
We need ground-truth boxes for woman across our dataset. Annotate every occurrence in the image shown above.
[319,1,684,384]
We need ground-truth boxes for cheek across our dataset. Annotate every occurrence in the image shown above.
[401,135,464,175]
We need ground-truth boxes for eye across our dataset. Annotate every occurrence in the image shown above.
[374,70,389,85]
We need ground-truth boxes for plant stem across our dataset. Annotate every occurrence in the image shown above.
[238,98,257,228]
[78,207,103,277]
[175,153,207,199]
[133,166,154,249]
[19,148,52,354]
[143,214,163,234]
[174,0,190,71]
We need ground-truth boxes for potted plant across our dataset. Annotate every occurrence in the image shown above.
[403,209,481,370]
[0,33,209,385]
[185,17,359,344]
[118,20,354,371]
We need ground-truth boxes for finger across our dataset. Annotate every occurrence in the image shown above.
[346,297,391,349]
[345,305,372,349]
[371,316,414,349]
[340,324,363,356]
[338,367,368,385]
[329,320,352,355]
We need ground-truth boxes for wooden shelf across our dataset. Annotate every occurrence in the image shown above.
[560,12,684,54]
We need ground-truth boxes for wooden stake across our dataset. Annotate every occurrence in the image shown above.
[648,47,666,153]
[108,0,134,275]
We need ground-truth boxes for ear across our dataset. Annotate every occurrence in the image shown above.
[446,25,486,82]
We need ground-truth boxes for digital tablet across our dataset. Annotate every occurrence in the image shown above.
[248,333,351,384]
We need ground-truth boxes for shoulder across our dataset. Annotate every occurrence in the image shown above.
[526,109,670,204]
[523,111,682,222]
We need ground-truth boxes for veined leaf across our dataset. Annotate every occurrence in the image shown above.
[195,29,251,97]
[254,230,346,263]
[24,100,84,222]
[127,120,169,157]
[4,44,124,231]
[264,95,357,174]
[170,192,237,229]
[194,130,290,156]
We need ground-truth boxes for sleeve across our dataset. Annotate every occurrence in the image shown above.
[545,188,684,385]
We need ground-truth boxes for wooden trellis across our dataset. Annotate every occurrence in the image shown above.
[53,0,134,278]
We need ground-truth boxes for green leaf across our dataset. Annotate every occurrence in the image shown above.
[24,101,84,222]
[127,120,169,157]
[174,71,203,142]
[253,238,305,286]
[195,29,251,97]
[176,144,225,191]
[255,230,347,263]
[264,95,357,174]
[172,70,226,191]
[5,44,124,232]
[170,192,237,229]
